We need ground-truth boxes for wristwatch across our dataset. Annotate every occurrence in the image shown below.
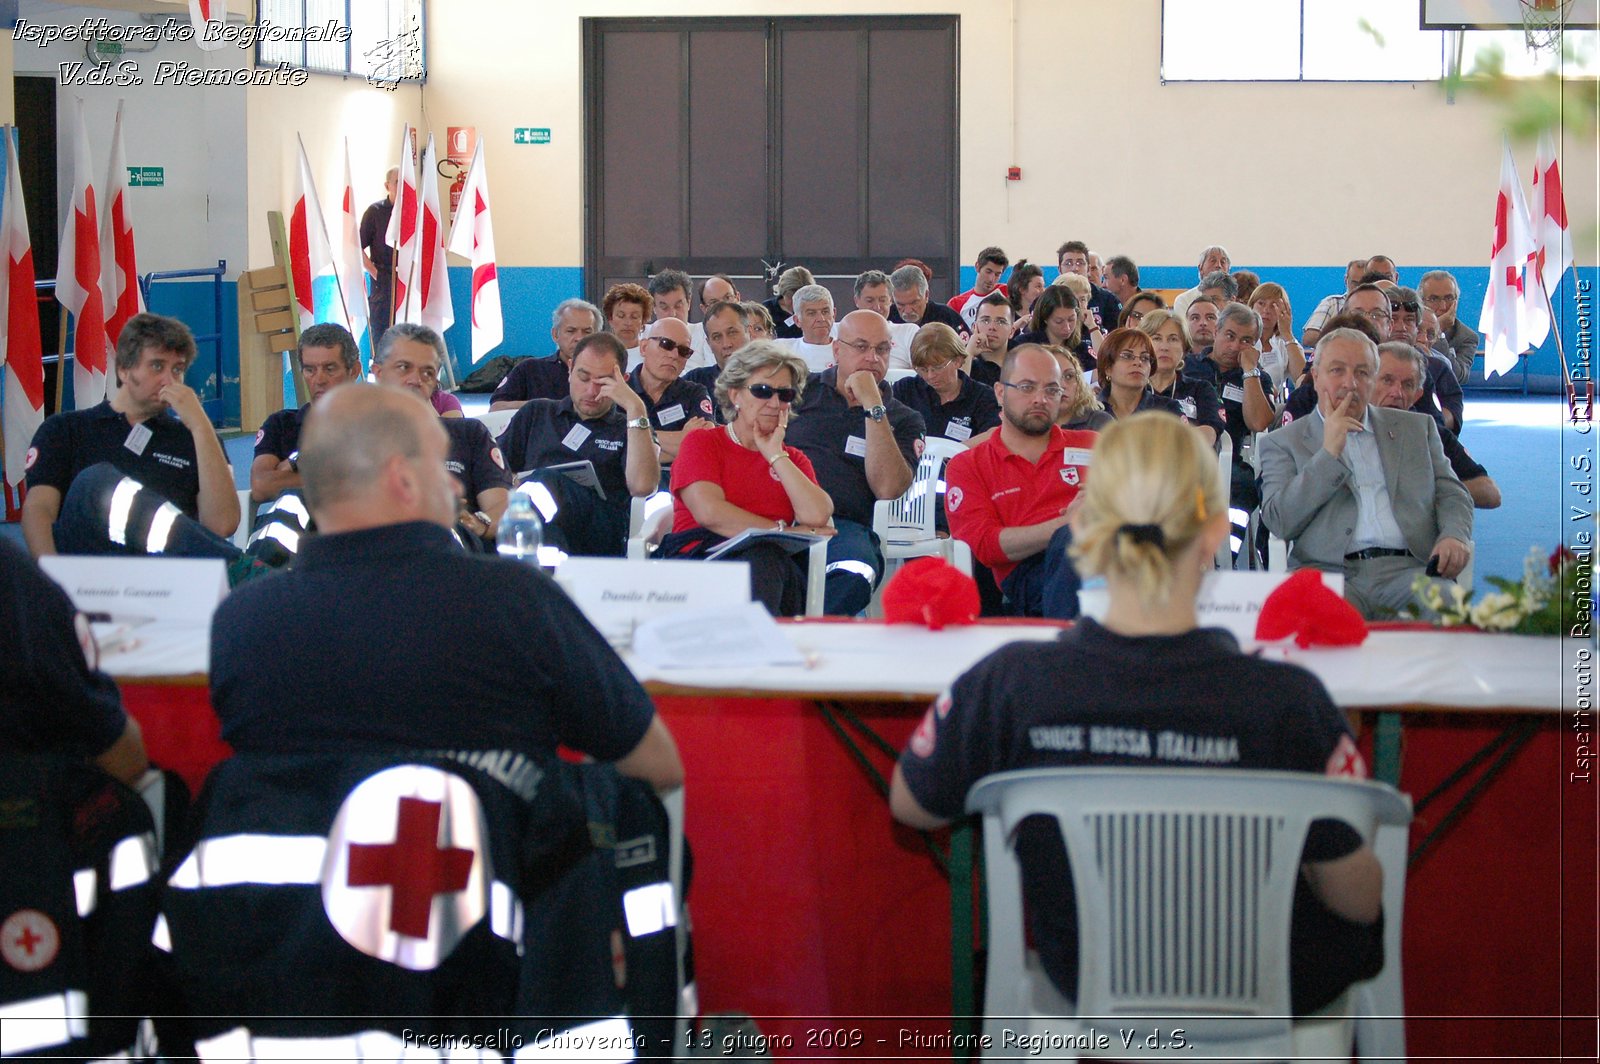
[626,416,651,431]
[287,450,300,472]
[1242,370,1263,380]
[865,404,887,423]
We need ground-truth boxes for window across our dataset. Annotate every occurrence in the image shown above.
[1162,0,1596,82]
[256,0,426,86]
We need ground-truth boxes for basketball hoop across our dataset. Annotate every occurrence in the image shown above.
[1520,0,1573,55]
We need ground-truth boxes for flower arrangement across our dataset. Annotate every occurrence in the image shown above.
[1407,545,1591,635]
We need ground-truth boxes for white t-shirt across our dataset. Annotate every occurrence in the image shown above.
[784,337,836,373]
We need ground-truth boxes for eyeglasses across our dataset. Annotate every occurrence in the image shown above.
[1115,350,1155,365]
[1001,381,1065,399]
[1423,293,1457,306]
[915,359,960,375]
[650,337,694,358]
[838,338,895,359]
[746,383,797,403]
[1354,308,1392,322]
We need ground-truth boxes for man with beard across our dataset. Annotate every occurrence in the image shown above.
[944,344,1096,619]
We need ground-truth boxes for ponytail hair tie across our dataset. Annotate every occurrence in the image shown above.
[1117,523,1166,548]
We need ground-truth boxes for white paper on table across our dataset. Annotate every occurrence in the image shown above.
[631,602,807,670]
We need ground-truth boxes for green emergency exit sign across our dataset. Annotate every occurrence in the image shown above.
[512,127,551,145]
[127,167,164,187]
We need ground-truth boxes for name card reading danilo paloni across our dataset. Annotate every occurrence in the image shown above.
[553,557,751,645]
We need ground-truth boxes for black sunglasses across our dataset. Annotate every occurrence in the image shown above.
[650,336,694,357]
[747,383,797,403]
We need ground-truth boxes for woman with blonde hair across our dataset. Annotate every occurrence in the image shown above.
[1138,309,1223,446]
[891,411,1385,1018]
[1050,344,1111,431]
[1251,281,1305,393]
[1054,272,1105,351]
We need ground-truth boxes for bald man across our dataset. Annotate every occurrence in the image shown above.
[209,382,683,789]
[629,317,715,465]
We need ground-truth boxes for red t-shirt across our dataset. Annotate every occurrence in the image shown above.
[669,426,820,534]
[943,425,1098,581]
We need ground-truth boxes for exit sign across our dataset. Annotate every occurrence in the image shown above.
[127,167,164,187]
[512,127,551,145]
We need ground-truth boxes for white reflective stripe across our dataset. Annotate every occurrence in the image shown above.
[107,477,140,546]
[194,1026,252,1062]
[151,913,172,953]
[621,881,676,938]
[75,867,98,916]
[825,559,877,583]
[168,834,327,889]
[109,832,157,890]
[680,981,699,1022]
[517,481,559,522]
[0,989,89,1055]
[270,494,311,524]
[145,501,182,553]
[490,880,524,944]
[248,521,301,553]
[88,1050,132,1062]
[515,1016,635,1061]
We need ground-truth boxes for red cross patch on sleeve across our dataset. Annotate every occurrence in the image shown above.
[1325,734,1368,779]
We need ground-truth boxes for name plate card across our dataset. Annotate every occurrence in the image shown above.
[40,555,229,624]
[554,557,751,645]
[1077,571,1344,644]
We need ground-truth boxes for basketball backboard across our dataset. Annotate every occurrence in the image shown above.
[1422,0,1599,30]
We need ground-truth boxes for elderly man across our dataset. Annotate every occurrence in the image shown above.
[1057,240,1122,334]
[1102,255,1140,306]
[853,269,918,370]
[683,299,749,400]
[1303,259,1369,346]
[489,299,603,411]
[784,283,838,371]
[1260,328,1473,618]
[1388,287,1463,434]
[497,333,659,557]
[630,317,715,464]
[1198,271,1239,309]
[1420,269,1479,383]
[23,313,239,557]
[888,264,967,334]
[948,246,1009,330]
[944,344,1095,618]
[210,380,683,790]
[1372,341,1500,509]
[358,166,399,334]
[251,322,362,503]
[787,310,925,614]
[764,266,813,340]
[372,324,510,544]
[1172,244,1231,319]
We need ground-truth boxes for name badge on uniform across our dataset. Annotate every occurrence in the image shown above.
[844,435,868,458]
[1222,383,1246,403]
[944,421,973,443]
[124,423,153,456]
[1061,447,1094,468]
[561,423,592,452]
[1178,397,1197,419]
[657,403,686,426]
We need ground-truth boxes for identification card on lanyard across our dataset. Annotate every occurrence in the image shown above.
[124,423,153,456]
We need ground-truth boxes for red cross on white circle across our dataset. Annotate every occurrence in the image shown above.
[1,909,60,972]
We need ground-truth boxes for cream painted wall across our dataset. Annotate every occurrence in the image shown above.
[0,31,16,125]
[422,0,1595,270]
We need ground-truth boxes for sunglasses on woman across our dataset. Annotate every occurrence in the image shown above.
[747,383,797,403]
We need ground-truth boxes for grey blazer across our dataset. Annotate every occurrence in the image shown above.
[1258,405,1473,572]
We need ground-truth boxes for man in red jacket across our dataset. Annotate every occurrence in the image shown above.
[944,343,1097,618]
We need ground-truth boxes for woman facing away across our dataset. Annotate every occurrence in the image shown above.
[890,412,1384,1016]
[657,340,834,616]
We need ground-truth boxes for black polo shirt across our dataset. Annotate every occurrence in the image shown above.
[787,369,925,525]
[627,367,715,433]
[1152,375,1225,439]
[1097,388,1186,421]
[1183,350,1274,457]
[442,418,511,504]
[497,398,632,507]
[1009,330,1095,374]
[890,300,969,336]
[892,373,999,444]
[1086,282,1122,334]
[489,353,569,405]
[0,538,127,759]
[25,400,203,517]
[763,297,803,339]
[254,403,308,463]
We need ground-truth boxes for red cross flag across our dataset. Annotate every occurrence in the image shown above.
[412,133,454,341]
[384,125,419,326]
[1,126,44,515]
[1531,131,1573,302]
[56,98,108,408]
[335,138,370,359]
[1477,140,1539,379]
[445,138,502,360]
[187,0,227,50]
[101,101,144,362]
[288,134,335,333]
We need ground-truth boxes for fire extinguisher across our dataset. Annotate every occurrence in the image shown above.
[444,126,477,218]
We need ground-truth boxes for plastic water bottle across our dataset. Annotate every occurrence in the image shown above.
[496,493,544,564]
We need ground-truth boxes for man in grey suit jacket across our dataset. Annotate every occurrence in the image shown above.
[1260,328,1473,617]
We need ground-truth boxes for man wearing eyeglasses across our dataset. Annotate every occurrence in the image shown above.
[944,344,1096,619]
[967,292,1014,387]
[787,310,925,615]
[1388,287,1462,435]
[1419,270,1478,384]
[1057,240,1122,335]
[497,333,660,557]
[628,318,715,466]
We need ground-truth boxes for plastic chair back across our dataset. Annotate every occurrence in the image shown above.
[1214,432,1234,568]
[474,407,517,438]
[874,435,965,551]
[966,767,1410,1060]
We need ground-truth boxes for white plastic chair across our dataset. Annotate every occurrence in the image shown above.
[883,367,917,385]
[1214,432,1233,569]
[966,766,1412,1062]
[474,407,517,438]
[230,488,252,549]
[870,435,973,582]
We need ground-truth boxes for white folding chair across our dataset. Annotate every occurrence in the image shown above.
[966,766,1411,1062]
[230,488,252,549]
[473,407,517,439]
[1214,432,1234,569]
[624,491,675,560]
[869,436,973,593]
[883,367,918,386]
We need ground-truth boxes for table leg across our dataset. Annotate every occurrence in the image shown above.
[1373,710,1403,786]
[950,818,975,1045]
